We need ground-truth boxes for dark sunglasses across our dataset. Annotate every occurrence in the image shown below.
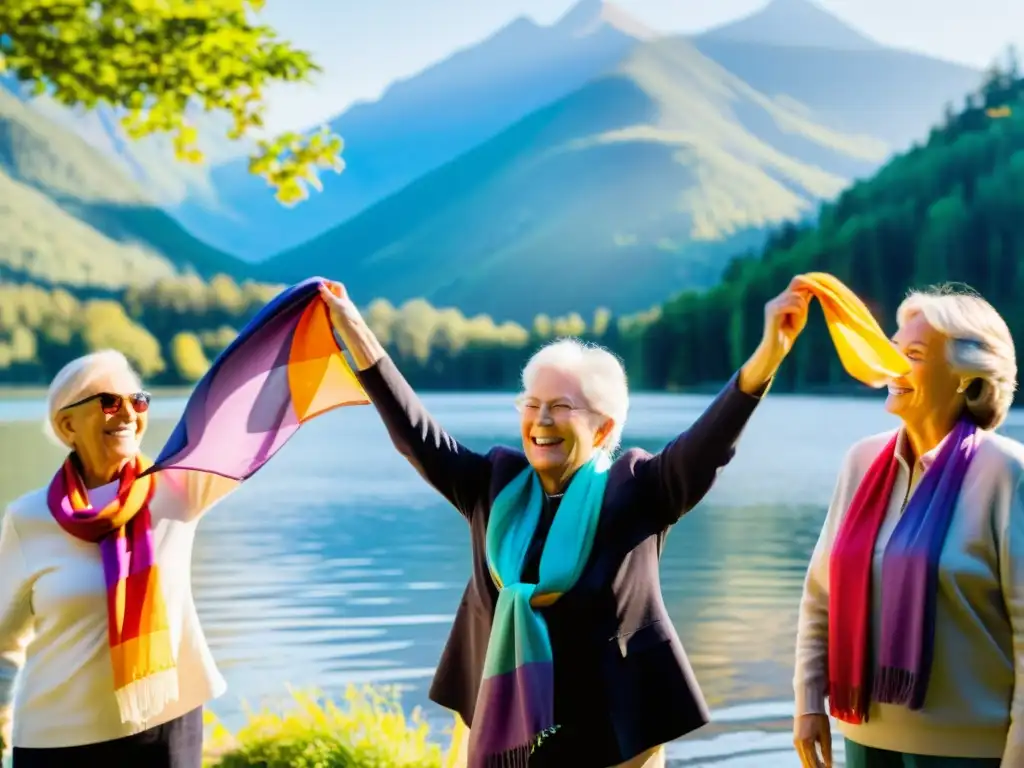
[61,391,151,415]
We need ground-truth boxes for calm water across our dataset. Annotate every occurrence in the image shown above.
[3,392,1021,766]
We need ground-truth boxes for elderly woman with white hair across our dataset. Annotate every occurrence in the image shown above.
[319,281,810,767]
[793,285,1024,768]
[0,349,235,766]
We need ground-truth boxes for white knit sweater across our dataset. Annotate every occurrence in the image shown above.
[0,468,235,748]
[794,428,1024,763]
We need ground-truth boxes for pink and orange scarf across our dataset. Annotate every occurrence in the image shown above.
[47,454,177,724]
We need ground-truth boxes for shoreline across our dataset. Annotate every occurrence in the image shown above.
[0,383,883,399]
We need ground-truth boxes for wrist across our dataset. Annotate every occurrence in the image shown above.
[738,342,783,395]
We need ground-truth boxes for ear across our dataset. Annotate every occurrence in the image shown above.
[53,411,76,448]
[593,417,615,448]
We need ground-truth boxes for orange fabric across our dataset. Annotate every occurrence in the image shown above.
[288,283,369,421]
[793,273,911,388]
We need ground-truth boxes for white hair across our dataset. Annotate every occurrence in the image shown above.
[45,350,142,447]
[897,286,1017,430]
[521,338,629,454]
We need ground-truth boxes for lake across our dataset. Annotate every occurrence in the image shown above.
[3,391,1021,766]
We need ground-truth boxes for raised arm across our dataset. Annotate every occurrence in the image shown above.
[0,509,34,751]
[319,283,492,519]
[1000,470,1024,767]
[636,282,810,527]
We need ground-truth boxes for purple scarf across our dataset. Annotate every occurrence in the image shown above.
[873,418,979,710]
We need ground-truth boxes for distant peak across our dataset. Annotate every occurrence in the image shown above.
[698,0,879,51]
[554,0,656,41]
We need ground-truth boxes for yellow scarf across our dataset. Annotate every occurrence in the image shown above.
[793,272,911,386]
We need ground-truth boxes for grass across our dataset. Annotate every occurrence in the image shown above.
[203,686,447,768]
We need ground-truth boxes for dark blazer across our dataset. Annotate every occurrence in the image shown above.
[356,356,765,766]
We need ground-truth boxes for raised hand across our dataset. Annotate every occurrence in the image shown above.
[762,278,811,362]
[317,280,360,329]
[738,278,811,393]
[317,280,386,370]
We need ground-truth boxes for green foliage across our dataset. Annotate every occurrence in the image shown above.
[0,0,343,203]
[632,53,1024,394]
[203,686,443,768]
[170,332,211,383]
[4,56,1024,399]
[80,301,165,378]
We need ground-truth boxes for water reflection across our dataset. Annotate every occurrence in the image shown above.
[3,391,1022,765]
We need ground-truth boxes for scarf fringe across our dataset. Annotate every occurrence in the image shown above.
[115,668,179,724]
[828,683,867,724]
[872,666,917,706]
[479,725,560,768]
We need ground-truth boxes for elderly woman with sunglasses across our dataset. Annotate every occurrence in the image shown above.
[318,281,809,768]
[793,287,1024,768]
[0,350,236,766]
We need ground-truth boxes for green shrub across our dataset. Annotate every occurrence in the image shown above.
[204,685,446,768]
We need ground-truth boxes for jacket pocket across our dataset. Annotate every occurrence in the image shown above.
[610,619,672,658]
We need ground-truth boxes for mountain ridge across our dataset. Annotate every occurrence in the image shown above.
[0,88,250,290]
[254,34,888,321]
[167,0,648,259]
[698,0,881,50]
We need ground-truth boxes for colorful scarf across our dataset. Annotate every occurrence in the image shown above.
[828,419,979,723]
[146,277,368,482]
[467,452,611,767]
[793,272,911,388]
[47,453,176,724]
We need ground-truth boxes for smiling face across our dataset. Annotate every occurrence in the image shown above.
[518,366,612,489]
[886,311,962,429]
[53,366,149,485]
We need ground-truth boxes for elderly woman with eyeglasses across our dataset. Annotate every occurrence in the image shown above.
[0,349,237,766]
[793,286,1024,768]
[318,281,810,768]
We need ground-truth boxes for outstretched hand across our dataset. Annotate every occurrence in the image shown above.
[762,278,811,362]
[738,278,811,393]
[317,280,386,370]
[317,281,366,338]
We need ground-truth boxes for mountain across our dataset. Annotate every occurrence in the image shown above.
[168,0,650,259]
[0,88,249,291]
[698,0,881,50]
[255,35,890,322]
[629,71,1024,392]
[2,76,252,209]
[692,0,982,148]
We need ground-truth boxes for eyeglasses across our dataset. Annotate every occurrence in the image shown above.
[61,391,151,415]
[514,396,588,419]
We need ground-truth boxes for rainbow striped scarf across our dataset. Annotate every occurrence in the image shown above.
[467,452,611,767]
[47,454,177,724]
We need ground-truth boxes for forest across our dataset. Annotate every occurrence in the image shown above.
[1,58,1022,394]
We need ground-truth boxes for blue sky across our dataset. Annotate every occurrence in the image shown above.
[255,0,1022,134]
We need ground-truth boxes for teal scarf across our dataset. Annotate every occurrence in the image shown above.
[466,451,611,767]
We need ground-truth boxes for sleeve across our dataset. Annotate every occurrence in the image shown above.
[355,355,492,520]
[634,371,766,527]
[1000,471,1024,767]
[793,447,858,717]
[182,472,239,523]
[0,510,35,744]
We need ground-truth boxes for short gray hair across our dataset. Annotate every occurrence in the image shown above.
[521,338,629,453]
[897,286,1017,430]
[45,350,142,447]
